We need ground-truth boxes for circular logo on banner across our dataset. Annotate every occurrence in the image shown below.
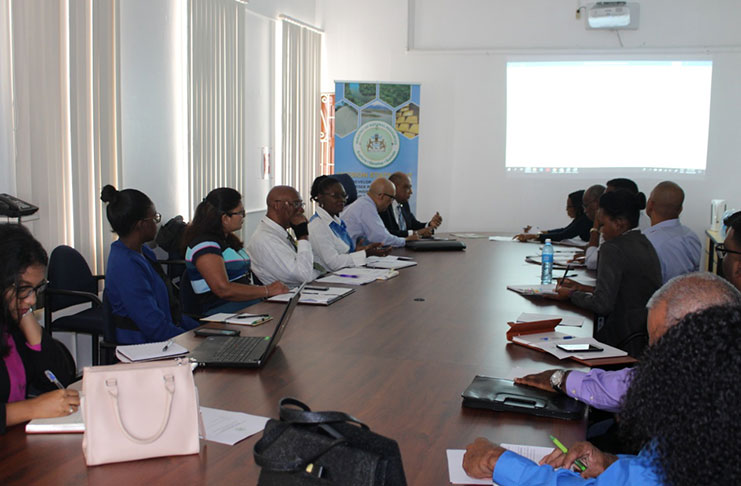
[352,121,400,169]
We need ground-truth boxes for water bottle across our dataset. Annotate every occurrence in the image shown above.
[541,239,554,285]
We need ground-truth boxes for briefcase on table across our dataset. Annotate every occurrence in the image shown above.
[253,398,407,486]
[81,358,200,466]
[461,375,586,420]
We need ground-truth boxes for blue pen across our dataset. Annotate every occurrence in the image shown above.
[335,273,359,278]
[44,370,65,390]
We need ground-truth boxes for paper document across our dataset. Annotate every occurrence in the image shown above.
[267,286,354,305]
[447,444,555,484]
[26,409,84,434]
[365,256,417,269]
[516,312,584,328]
[570,275,597,287]
[200,407,270,446]
[525,255,585,269]
[451,233,488,239]
[506,284,557,296]
[316,267,398,285]
[488,236,517,242]
[115,341,189,362]
[201,312,273,326]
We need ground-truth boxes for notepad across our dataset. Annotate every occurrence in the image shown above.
[447,444,555,484]
[267,286,354,305]
[364,256,418,269]
[315,267,398,285]
[201,312,273,326]
[115,341,189,362]
[26,409,84,434]
[516,312,584,328]
[506,284,558,296]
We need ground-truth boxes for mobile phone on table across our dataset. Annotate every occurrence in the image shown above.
[194,328,240,337]
[556,343,603,353]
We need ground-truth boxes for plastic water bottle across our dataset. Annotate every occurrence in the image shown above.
[541,239,554,285]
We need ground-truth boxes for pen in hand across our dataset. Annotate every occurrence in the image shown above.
[555,264,571,292]
[549,435,587,472]
[162,340,173,352]
[44,369,65,390]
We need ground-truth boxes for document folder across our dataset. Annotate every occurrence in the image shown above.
[461,375,586,420]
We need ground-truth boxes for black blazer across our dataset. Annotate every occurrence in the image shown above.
[0,327,73,434]
[380,202,428,237]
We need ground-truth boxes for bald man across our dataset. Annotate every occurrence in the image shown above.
[642,181,701,282]
[341,178,420,248]
[246,185,320,287]
[380,172,442,238]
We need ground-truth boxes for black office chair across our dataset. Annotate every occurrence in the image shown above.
[179,270,202,318]
[331,173,358,205]
[44,245,105,366]
[99,294,120,365]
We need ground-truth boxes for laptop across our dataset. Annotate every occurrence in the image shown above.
[189,284,304,368]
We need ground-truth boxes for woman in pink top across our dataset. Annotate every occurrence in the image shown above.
[0,224,78,433]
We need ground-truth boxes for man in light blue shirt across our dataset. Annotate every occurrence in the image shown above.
[341,178,419,248]
[642,181,701,283]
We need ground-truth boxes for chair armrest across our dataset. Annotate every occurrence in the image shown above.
[93,274,105,281]
[45,288,102,307]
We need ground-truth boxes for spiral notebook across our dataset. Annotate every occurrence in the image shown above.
[115,341,189,362]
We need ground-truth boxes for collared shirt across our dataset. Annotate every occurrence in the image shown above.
[493,446,659,486]
[642,218,701,283]
[246,216,319,287]
[564,368,634,413]
[341,194,406,247]
[308,206,367,271]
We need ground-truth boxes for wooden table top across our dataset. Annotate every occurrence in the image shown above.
[1,236,597,485]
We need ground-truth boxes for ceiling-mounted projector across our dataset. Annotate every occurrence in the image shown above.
[587,2,639,30]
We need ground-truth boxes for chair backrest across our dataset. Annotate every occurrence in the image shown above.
[101,292,117,343]
[47,245,98,312]
[331,173,358,206]
[179,269,201,316]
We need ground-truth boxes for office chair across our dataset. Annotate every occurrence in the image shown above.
[99,294,120,365]
[179,270,202,318]
[331,173,358,205]
[44,245,105,365]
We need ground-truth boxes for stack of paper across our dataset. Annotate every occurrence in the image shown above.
[506,284,558,296]
[316,267,398,285]
[267,286,354,305]
[365,256,417,270]
[513,332,628,360]
[202,313,273,326]
[115,341,189,362]
[446,444,555,484]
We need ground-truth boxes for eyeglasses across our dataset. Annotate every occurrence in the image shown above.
[13,280,48,300]
[715,243,741,259]
[227,209,246,217]
[277,200,305,209]
[322,192,348,202]
[143,212,162,224]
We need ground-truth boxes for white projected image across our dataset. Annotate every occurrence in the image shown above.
[505,61,713,175]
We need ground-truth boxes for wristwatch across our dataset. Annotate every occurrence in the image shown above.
[550,370,567,393]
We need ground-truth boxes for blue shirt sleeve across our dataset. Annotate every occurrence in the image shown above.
[493,449,660,486]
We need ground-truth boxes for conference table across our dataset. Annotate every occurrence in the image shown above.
[1,236,602,485]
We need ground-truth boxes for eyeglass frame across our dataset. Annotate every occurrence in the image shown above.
[226,209,246,217]
[12,280,48,300]
[142,212,162,224]
[715,243,741,259]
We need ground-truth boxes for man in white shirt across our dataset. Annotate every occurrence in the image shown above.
[247,185,320,287]
[642,181,701,283]
[342,178,419,248]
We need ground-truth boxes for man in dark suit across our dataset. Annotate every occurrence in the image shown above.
[380,172,442,238]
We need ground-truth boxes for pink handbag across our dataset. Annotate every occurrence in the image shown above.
[81,358,200,466]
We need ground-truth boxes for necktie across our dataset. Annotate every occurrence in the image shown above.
[397,204,407,232]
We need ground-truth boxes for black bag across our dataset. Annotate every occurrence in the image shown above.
[253,398,407,486]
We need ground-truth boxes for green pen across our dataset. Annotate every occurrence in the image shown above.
[549,435,587,472]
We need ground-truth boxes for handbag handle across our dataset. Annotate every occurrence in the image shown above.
[105,373,176,444]
[278,397,370,430]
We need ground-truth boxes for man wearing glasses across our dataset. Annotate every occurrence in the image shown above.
[380,172,442,238]
[720,211,741,290]
[342,178,420,248]
[247,185,320,287]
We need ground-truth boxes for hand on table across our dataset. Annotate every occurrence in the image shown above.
[514,369,560,393]
[31,389,80,418]
[539,441,618,478]
[359,242,392,257]
[417,227,434,238]
[405,233,420,242]
[514,233,539,242]
[266,281,290,297]
[462,438,506,479]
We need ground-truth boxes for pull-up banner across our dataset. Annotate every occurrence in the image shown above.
[334,82,420,210]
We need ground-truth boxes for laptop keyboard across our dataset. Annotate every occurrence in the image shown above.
[213,337,264,362]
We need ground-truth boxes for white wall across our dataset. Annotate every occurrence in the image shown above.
[0,0,14,195]
[316,0,741,238]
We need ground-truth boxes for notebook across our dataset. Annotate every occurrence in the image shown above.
[115,341,189,362]
[188,284,304,368]
[267,286,354,306]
